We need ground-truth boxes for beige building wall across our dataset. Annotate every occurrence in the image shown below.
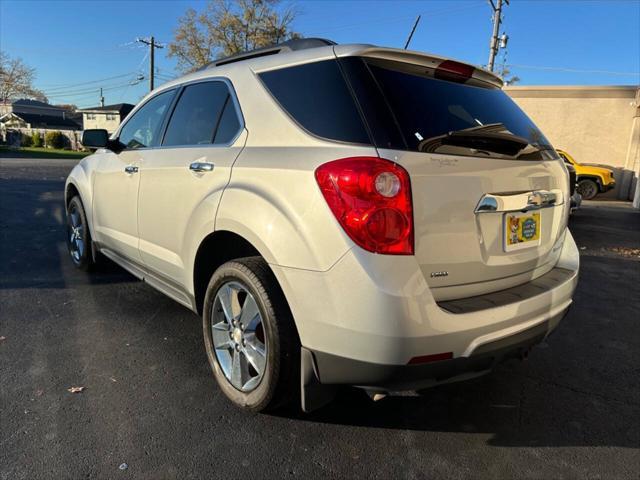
[82,113,122,133]
[505,85,639,199]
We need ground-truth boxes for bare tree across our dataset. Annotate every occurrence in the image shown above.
[168,0,300,72]
[0,51,47,103]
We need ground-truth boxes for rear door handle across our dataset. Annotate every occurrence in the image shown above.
[189,162,214,172]
[124,165,138,174]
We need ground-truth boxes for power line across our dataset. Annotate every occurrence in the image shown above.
[37,72,139,91]
[44,81,137,98]
[506,64,640,76]
[45,80,144,100]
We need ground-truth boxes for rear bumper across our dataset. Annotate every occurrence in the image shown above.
[272,229,579,387]
[307,312,562,391]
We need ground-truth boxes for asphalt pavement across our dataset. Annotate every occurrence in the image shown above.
[1,156,639,479]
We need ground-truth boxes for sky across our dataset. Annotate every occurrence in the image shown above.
[1,0,638,108]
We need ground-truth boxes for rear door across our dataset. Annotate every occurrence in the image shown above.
[341,55,569,300]
[137,79,246,285]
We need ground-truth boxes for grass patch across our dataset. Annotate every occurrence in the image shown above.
[0,146,89,160]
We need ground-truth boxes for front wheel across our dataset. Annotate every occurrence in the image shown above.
[577,179,599,200]
[202,257,299,412]
[66,196,95,271]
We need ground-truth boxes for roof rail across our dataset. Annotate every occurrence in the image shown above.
[199,38,337,70]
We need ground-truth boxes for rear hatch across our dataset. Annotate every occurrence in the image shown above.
[337,48,569,300]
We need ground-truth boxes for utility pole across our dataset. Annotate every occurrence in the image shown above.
[136,36,164,92]
[404,15,421,50]
[99,87,104,107]
[487,0,508,71]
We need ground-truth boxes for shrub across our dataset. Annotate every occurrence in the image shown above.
[31,132,43,148]
[21,133,33,147]
[45,130,67,149]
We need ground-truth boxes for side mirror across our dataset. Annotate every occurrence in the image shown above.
[81,129,109,149]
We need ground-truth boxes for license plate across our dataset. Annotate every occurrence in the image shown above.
[504,211,541,252]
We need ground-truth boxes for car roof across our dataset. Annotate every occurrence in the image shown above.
[153,40,503,94]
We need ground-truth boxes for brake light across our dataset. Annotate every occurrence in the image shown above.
[434,60,474,83]
[315,157,414,255]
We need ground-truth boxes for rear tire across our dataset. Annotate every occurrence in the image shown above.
[202,257,299,412]
[577,179,599,200]
[66,196,95,271]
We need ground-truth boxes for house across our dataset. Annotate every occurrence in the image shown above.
[78,103,134,133]
[0,99,82,148]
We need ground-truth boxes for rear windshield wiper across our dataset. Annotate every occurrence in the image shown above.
[420,123,532,156]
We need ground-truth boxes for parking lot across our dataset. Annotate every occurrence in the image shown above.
[1,157,639,479]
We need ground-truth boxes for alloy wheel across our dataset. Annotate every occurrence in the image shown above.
[211,281,267,392]
[68,206,85,263]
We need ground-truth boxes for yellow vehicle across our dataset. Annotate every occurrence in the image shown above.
[557,149,615,200]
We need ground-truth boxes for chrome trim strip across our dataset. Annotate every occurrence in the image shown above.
[475,189,563,214]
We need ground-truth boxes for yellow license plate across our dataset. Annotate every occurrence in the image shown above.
[504,211,541,252]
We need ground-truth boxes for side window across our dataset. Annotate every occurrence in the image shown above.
[213,96,241,144]
[259,60,370,144]
[163,81,235,147]
[119,90,175,149]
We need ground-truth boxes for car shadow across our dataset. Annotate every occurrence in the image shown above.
[0,176,135,290]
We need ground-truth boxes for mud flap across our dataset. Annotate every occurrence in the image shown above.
[300,347,337,412]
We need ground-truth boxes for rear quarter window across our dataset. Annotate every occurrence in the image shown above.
[259,60,370,145]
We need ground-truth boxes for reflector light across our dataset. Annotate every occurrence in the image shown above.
[407,352,453,365]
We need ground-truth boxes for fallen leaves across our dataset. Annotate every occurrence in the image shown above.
[67,386,85,394]
[609,247,640,258]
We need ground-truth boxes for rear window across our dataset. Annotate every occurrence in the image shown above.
[259,60,370,145]
[364,59,554,159]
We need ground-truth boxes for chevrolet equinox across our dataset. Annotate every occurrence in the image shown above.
[66,38,579,412]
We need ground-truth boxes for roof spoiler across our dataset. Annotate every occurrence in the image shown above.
[334,45,504,89]
[199,38,337,70]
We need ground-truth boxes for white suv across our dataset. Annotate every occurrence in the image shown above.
[67,38,579,412]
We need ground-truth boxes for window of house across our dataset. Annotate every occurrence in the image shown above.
[118,89,175,149]
[162,81,241,147]
[86,113,96,120]
[106,113,117,121]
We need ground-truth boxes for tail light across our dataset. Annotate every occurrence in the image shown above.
[315,157,414,255]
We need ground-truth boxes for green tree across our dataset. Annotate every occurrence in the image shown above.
[0,51,47,103]
[168,0,300,72]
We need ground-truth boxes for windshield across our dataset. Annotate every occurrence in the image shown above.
[363,58,556,160]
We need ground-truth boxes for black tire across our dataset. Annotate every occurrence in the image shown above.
[202,257,299,412]
[66,196,95,271]
[577,179,599,200]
